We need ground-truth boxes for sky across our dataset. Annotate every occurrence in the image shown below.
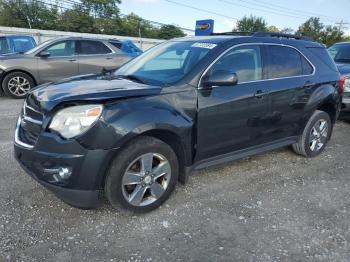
[119,0,350,36]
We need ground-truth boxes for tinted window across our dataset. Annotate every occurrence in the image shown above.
[109,41,122,49]
[266,46,307,78]
[301,57,313,75]
[78,40,111,55]
[0,37,11,54]
[45,41,75,57]
[11,37,35,53]
[328,44,350,64]
[209,45,262,83]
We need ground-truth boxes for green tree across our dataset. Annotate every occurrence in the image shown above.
[297,17,324,42]
[267,25,279,32]
[157,25,185,39]
[0,0,58,30]
[58,7,95,33]
[297,17,344,46]
[234,15,267,32]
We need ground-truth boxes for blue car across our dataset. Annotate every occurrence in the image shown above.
[0,35,36,55]
[108,39,143,58]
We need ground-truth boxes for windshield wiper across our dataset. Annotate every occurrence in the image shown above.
[116,74,146,84]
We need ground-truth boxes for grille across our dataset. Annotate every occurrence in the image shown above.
[18,95,43,147]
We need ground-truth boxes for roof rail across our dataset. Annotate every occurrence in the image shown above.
[253,32,313,41]
[210,31,254,36]
[210,31,313,41]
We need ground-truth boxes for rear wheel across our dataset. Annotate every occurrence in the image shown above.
[105,136,179,213]
[2,72,35,99]
[292,110,332,157]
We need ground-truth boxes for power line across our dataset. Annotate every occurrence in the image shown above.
[38,0,195,33]
[218,0,345,23]
[249,0,346,21]
[162,0,239,21]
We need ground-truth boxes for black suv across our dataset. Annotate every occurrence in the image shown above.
[14,32,343,212]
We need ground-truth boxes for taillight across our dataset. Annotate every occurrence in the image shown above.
[339,75,345,93]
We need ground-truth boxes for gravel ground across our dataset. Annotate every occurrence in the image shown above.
[1,97,350,262]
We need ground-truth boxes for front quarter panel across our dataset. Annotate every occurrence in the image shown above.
[77,89,197,162]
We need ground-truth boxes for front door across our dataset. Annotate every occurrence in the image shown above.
[196,44,271,161]
[37,40,79,83]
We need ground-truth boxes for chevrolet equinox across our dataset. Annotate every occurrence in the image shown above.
[14,32,344,213]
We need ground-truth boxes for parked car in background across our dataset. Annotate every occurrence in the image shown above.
[0,35,36,55]
[0,37,134,98]
[14,33,343,212]
[109,39,143,58]
[328,42,350,111]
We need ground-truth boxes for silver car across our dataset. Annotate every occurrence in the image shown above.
[0,37,133,98]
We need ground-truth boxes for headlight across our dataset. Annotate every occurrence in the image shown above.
[49,105,103,139]
[345,78,350,92]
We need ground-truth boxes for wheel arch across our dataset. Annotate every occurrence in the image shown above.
[1,69,38,86]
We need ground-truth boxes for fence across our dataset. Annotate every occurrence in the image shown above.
[0,26,164,50]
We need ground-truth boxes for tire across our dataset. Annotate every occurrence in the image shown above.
[105,136,179,213]
[2,71,35,99]
[292,110,332,157]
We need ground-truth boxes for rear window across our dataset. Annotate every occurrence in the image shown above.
[309,47,338,72]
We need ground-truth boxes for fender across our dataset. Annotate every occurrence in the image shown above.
[299,83,341,133]
[78,97,195,165]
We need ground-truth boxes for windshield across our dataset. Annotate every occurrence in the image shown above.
[328,44,350,64]
[25,39,52,54]
[115,41,215,85]
[0,37,11,54]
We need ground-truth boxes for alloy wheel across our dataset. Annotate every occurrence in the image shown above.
[309,119,328,152]
[8,76,31,96]
[121,153,171,207]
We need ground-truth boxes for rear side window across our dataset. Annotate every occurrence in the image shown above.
[265,45,312,79]
[78,40,112,55]
[109,41,122,50]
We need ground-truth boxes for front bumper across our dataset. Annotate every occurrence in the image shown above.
[14,123,118,209]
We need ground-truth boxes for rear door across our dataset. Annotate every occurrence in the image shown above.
[37,40,79,83]
[77,40,127,74]
[262,44,315,140]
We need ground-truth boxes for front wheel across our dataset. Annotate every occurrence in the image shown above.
[2,72,35,99]
[292,110,332,157]
[105,136,179,213]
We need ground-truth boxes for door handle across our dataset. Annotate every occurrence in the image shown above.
[68,59,76,62]
[105,57,113,60]
[254,90,268,98]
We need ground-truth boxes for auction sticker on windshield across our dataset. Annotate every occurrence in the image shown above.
[191,43,217,49]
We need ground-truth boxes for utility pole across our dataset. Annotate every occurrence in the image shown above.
[335,20,349,32]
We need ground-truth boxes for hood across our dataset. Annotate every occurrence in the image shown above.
[31,74,162,112]
[336,63,350,76]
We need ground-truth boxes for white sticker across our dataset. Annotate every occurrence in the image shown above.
[191,42,217,49]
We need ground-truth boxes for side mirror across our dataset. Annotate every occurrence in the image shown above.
[38,51,50,58]
[202,70,238,88]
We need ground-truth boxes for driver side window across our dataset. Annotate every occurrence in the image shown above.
[209,45,262,83]
[45,41,76,57]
